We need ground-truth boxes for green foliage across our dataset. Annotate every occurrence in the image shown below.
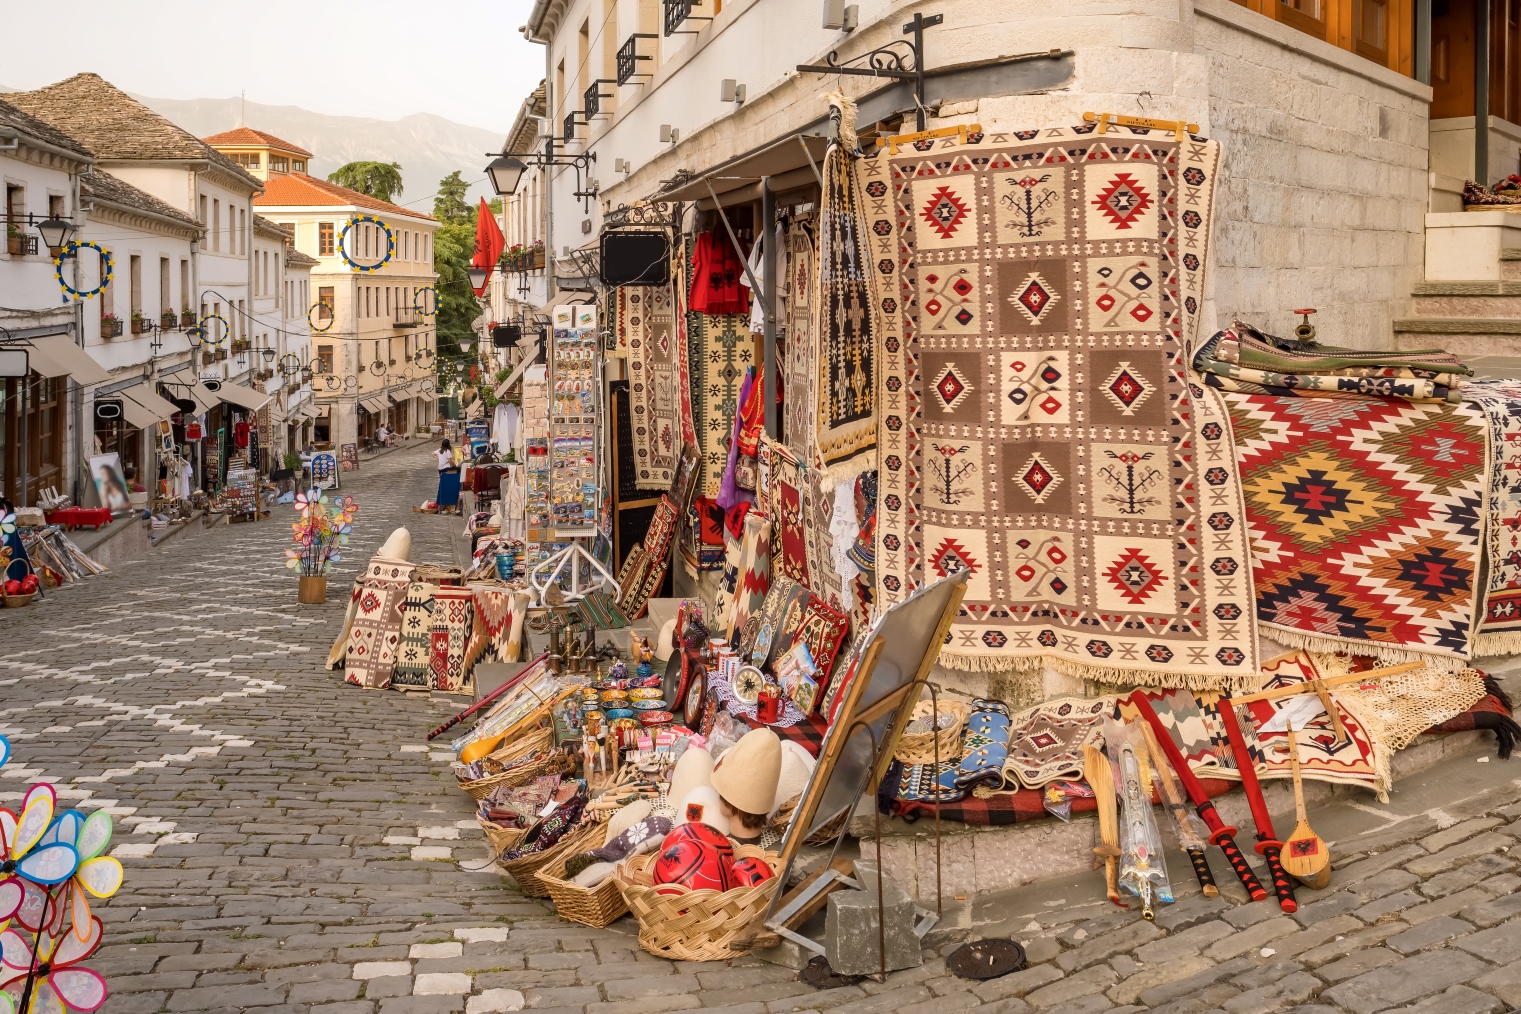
[434,171,472,224]
[327,161,404,204]
[283,451,302,470]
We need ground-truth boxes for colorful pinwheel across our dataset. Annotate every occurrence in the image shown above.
[0,514,15,537]
[0,911,108,1013]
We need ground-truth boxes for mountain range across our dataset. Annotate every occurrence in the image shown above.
[1,87,507,211]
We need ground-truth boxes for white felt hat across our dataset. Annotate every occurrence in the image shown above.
[376,527,412,562]
[655,617,678,662]
[771,739,817,818]
[668,746,714,812]
[712,726,782,816]
[679,785,730,835]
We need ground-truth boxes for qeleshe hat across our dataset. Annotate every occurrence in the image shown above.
[376,527,412,562]
[712,727,782,816]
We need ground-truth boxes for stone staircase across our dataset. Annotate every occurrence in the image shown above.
[1396,211,1521,374]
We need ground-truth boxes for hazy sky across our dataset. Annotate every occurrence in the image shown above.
[3,0,545,131]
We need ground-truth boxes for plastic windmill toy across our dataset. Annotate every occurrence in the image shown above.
[285,489,355,577]
[0,734,123,1014]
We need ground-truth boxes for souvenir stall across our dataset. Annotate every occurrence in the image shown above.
[348,95,1521,970]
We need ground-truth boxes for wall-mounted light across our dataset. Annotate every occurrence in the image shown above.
[720,80,747,104]
[822,0,858,30]
[614,158,630,173]
[659,124,679,144]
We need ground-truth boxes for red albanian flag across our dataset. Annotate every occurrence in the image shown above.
[471,197,505,296]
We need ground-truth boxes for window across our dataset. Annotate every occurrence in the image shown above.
[160,257,170,314]
[385,286,391,317]
[130,255,142,317]
[199,194,208,228]
[318,345,334,373]
[180,260,190,310]
[293,160,306,173]
[277,222,295,242]
[238,300,246,340]
[1355,0,1388,61]
[1278,0,1327,39]
[424,234,430,263]
[212,199,221,251]
[365,287,372,318]
[388,338,394,365]
[270,156,289,173]
[317,286,334,321]
[48,194,64,217]
[318,222,334,256]
[239,209,246,255]
[5,185,22,250]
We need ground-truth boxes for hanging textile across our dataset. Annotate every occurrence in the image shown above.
[622,283,683,490]
[343,559,416,690]
[725,512,773,642]
[391,582,440,690]
[671,236,700,462]
[690,229,749,315]
[688,308,756,498]
[766,435,844,610]
[783,215,817,461]
[812,94,877,487]
[1461,380,1521,654]
[866,123,1254,689]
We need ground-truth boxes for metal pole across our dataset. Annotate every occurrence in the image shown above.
[19,370,28,507]
[1478,0,1492,184]
[761,181,779,439]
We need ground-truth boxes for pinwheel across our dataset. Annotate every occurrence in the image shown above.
[285,549,303,571]
[0,911,108,1013]
[0,514,15,538]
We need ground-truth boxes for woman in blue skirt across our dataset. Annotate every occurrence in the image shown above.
[434,439,462,514]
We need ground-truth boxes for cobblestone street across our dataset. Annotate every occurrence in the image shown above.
[3,446,1520,1014]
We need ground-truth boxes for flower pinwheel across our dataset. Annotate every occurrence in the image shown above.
[0,910,107,1013]
[0,514,15,538]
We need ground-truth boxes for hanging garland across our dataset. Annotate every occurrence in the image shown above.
[53,240,113,301]
[307,302,335,333]
[199,313,229,347]
[412,286,436,316]
[338,215,394,273]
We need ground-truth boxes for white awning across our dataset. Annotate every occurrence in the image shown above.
[215,382,272,412]
[187,382,220,414]
[24,334,109,385]
[300,401,321,419]
[416,389,437,403]
[465,399,485,419]
[359,395,387,413]
[118,382,178,426]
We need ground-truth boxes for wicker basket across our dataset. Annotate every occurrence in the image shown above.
[615,845,783,961]
[458,752,560,801]
[477,816,528,857]
[501,818,603,898]
[536,824,630,928]
[893,700,969,766]
[2,593,35,608]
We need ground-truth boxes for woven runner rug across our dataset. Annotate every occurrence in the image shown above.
[468,585,519,668]
[1115,687,1234,778]
[687,311,756,498]
[326,577,364,670]
[814,123,877,486]
[783,216,817,460]
[391,581,440,690]
[1462,380,1521,653]
[724,512,773,642]
[429,586,476,693]
[766,436,844,610]
[623,283,682,490]
[343,558,415,690]
[865,124,1253,688]
[1225,393,1487,665]
[1002,696,1114,789]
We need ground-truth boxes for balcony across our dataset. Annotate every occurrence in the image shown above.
[663,0,711,36]
[584,80,615,119]
[180,310,196,327]
[6,233,38,256]
[617,34,657,85]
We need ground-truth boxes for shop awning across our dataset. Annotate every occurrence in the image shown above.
[658,134,829,203]
[496,338,543,397]
[118,382,178,426]
[214,382,272,412]
[465,399,484,419]
[359,395,388,413]
[416,389,437,403]
[23,333,110,386]
[187,382,220,414]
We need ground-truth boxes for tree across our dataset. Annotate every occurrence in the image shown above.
[432,171,480,361]
[434,171,472,224]
[327,161,404,204]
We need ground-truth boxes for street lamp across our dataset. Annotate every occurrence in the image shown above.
[467,266,490,290]
[35,217,75,252]
[486,155,529,196]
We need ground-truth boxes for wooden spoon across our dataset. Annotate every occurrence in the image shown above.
[1281,728,1331,888]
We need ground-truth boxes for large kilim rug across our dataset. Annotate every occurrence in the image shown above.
[390,581,440,690]
[687,311,756,498]
[783,216,817,460]
[814,107,877,486]
[765,435,845,610]
[1224,393,1488,665]
[1462,380,1521,653]
[865,124,1255,688]
[343,558,416,690]
[622,283,682,490]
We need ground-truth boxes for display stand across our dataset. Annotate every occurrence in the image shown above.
[527,538,620,608]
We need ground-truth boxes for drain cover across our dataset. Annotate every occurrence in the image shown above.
[946,938,1026,980]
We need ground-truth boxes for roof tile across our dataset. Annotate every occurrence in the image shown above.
[204,126,313,158]
[254,173,436,221]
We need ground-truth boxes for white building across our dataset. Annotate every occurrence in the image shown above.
[251,214,317,464]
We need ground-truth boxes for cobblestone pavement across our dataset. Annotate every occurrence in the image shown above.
[2,446,1520,1014]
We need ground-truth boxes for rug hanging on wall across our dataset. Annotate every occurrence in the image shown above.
[813,95,877,486]
[1462,380,1521,653]
[429,585,476,693]
[866,123,1255,689]
[391,581,440,690]
[783,215,817,460]
[622,283,683,490]
[1225,393,1487,666]
[343,559,416,690]
[687,310,756,498]
[724,511,773,642]
[766,435,844,610]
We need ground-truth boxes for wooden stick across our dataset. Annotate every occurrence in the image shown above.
[1227,661,1426,706]
[1083,110,1199,141]
[1309,679,1349,747]
[1084,743,1125,908]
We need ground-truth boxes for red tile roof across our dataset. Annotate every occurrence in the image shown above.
[204,127,313,158]
[254,173,436,221]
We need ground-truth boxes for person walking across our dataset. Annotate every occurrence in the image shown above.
[435,439,462,514]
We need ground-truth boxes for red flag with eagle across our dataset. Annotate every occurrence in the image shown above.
[471,197,504,296]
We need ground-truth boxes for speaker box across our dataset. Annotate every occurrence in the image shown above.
[600,230,670,286]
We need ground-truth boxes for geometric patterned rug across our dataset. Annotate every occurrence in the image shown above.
[622,283,682,491]
[1225,393,1488,666]
[1462,380,1521,653]
[342,558,415,690]
[865,124,1256,689]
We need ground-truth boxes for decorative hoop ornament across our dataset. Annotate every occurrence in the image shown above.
[412,286,437,316]
[54,240,113,301]
[344,375,358,390]
[413,346,436,367]
[420,378,436,394]
[199,314,229,347]
[308,356,328,375]
[338,215,394,273]
[307,303,335,333]
[369,360,388,377]
[324,375,342,391]
[278,354,303,378]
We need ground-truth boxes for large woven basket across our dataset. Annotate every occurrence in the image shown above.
[615,845,782,961]
[502,819,603,898]
[456,728,558,800]
[536,824,630,928]
[893,700,969,766]
[477,817,528,857]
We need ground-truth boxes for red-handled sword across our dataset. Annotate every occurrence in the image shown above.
[1217,695,1298,913]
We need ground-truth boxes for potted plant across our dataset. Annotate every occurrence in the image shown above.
[131,312,148,335]
[6,222,22,256]
[532,239,546,269]
[161,309,178,329]
[181,310,196,327]
[100,313,122,337]
[202,350,216,367]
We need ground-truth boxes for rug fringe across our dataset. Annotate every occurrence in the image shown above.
[937,650,1246,693]
[1473,631,1521,657]
[817,453,872,493]
[1263,625,1467,670]
[824,90,858,150]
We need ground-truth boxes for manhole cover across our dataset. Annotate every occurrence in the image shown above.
[946,938,1026,980]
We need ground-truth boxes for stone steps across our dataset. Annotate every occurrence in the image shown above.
[1397,250,1521,359]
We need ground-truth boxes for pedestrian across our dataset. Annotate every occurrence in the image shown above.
[435,438,462,514]
[376,424,390,448]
